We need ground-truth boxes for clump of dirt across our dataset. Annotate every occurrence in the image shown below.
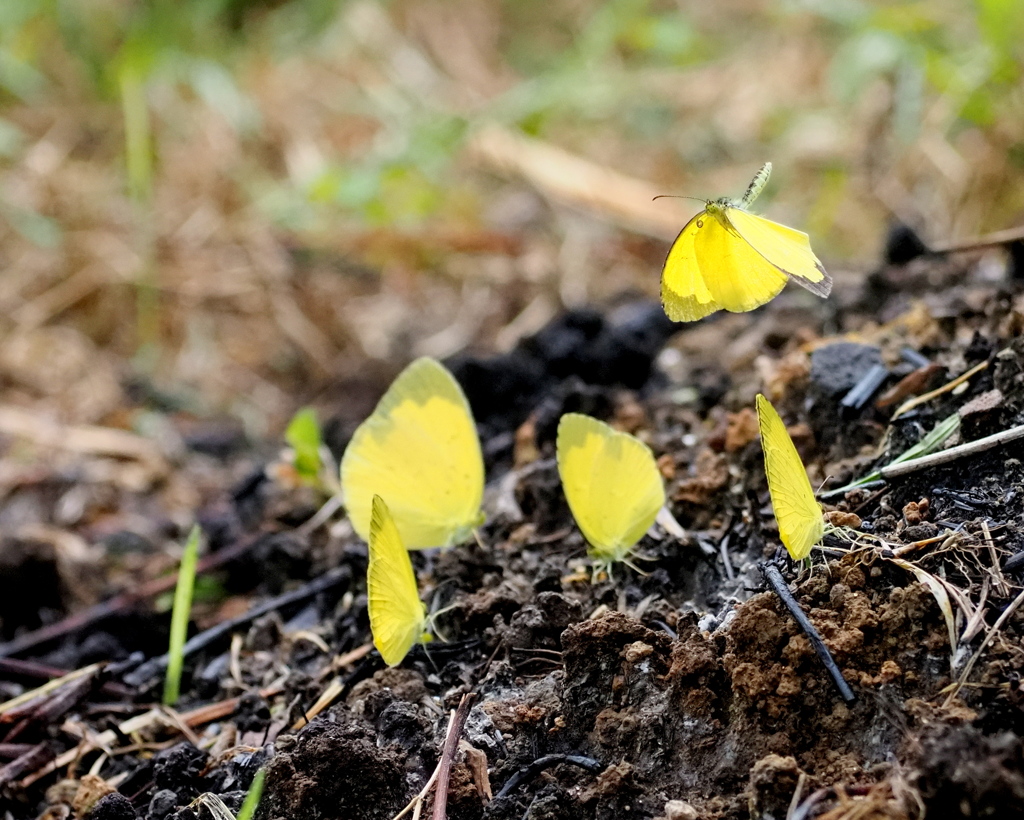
[912,721,1024,818]
[261,720,411,820]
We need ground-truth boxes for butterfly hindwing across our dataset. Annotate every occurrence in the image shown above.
[341,357,485,549]
[368,495,428,666]
[661,213,718,322]
[725,209,832,298]
[756,394,824,561]
[557,413,665,565]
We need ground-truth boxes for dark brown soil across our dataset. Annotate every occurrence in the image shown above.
[3,246,1024,820]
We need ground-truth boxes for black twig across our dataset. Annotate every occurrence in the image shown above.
[123,566,350,689]
[0,535,263,660]
[841,363,889,412]
[495,754,604,800]
[758,562,856,703]
[0,742,53,788]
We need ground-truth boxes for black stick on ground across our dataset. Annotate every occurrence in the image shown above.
[495,754,604,799]
[0,534,264,660]
[123,565,351,689]
[758,562,856,704]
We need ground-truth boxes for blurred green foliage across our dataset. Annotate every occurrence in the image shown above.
[827,0,1024,138]
[1,0,1022,240]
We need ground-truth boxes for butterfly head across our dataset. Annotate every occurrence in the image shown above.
[699,199,744,234]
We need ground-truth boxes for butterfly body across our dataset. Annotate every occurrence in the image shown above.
[660,163,832,322]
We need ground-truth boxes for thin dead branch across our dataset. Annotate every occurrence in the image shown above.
[943,586,1024,707]
[881,421,1024,480]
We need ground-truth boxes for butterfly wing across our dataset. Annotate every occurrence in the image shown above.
[755,394,824,561]
[557,413,665,563]
[660,211,719,322]
[341,357,485,549]
[368,495,428,666]
[726,208,832,298]
[693,210,789,314]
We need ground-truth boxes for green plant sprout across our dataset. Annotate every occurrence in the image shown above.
[235,768,266,820]
[282,406,341,497]
[285,407,325,485]
[163,525,201,706]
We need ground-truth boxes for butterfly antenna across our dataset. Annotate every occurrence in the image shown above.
[473,528,486,550]
[653,194,705,203]
[740,162,772,208]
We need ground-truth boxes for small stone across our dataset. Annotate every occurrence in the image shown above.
[664,799,699,820]
[825,511,862,529]
[810,343,884,398]
[902,522,939,541]
[147,789,179,820]
[902,498,929,525]
[623,641,654,663]
[879,660,902,684]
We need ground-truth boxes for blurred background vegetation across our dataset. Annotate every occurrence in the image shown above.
[1,0,1022,433]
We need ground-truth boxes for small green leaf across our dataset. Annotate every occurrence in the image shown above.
[286,407,323,483]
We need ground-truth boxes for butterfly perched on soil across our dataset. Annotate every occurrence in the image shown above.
[556,413,665,575]
[660,163,832,322]
[341,357,485,549]
[366,495,430,666]
[756,394,824,561]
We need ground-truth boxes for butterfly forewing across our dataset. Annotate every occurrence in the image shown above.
[756,395,824,561]
[341,357,485,549]
[368,495,428,666]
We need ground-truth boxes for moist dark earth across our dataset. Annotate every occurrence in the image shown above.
[3,235,1024,820]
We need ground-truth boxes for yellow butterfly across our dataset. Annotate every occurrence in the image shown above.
[556,413,666,574]
[341,357,485,549]
[755,394,824,561]
[660,163,832,322]
[367,495,430,666]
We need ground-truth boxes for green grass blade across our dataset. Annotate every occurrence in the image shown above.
[163,525,201,706]
[235,768,266,820]
[822,413,960,496]
[888,413,961,468]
